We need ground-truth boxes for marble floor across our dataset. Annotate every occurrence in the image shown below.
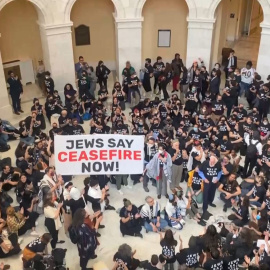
[1,73,250,270]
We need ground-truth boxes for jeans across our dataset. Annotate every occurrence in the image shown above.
[240,82,251,97]
[144,218,168,231]
[220,192,235,207]
[250,200,262,207]
[0,133,8,146]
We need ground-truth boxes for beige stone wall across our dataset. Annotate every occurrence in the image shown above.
[71,0,116,69]
[142,0,188,64]
[0,0,43,70]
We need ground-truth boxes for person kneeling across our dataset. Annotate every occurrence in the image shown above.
[119,199,142,238]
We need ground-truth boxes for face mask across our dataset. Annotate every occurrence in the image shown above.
[192,88,196,92]
[194,128,198,132]
[253,110,256,114]
[139,122,143,126]
[35,102,39,106]
[215,65,219,69]
[223,139,228,142]
[50,172,54,177]
[263,121,268,125]
[158,150,163,154]
[147,143,153,147]
[45,76,49,79]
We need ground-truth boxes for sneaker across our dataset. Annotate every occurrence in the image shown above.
[197,219,206,226]
[134,233,143,238]
[125,185,132,189]
[118,190,123,195]
[223,205,227,212]
[35,221,39,226]
[30,231,39,236]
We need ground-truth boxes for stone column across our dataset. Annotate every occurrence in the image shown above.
[186,18,215,71]
[0,50,12,116]
[39,22,76,98]
[114,17,143,79]
[256,23,270,81]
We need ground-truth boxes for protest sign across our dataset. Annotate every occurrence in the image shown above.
[54,134,144,175]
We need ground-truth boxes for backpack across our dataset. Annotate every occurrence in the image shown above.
[68,226,79,244]
[246,140,259,158]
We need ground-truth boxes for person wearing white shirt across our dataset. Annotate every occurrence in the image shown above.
[240,61,256,97]
[243,131,262,178]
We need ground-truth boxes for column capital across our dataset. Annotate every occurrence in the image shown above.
[187,18,216,30]
[38,22,73,36]
[114,15,143,29]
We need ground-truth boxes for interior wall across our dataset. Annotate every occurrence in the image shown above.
[250,0,263,34]
[71,0,116,70]
[212,0,230,67]
[142,0,188,65]
[0,0,43,70]
[226,0,241,41]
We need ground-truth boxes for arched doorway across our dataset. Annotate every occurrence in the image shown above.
[211,0,263,69]
[71,0,116,71]
[142,0,188,64]
[0,0,44,102]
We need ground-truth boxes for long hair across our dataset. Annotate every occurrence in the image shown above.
[164,63,172,74]
[64,83,74,91]
[239,227,253,247]
[203,225,220,251]
[43,193,54,208]
[118,244,132,260]
[164,229,176,246]
[72,208,86,228]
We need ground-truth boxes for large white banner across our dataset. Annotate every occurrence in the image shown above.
[54,134,144,175]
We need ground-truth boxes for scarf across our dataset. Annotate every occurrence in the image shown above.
[140,201,160,219]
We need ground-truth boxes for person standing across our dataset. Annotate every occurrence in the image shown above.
[243,131,262,178]
[171,53,184,92]
[7,71,23,115]
[240,61,256,97]
[222,80,238,117]
[44,71,54,96]
[143,58,154,94]
[36,60,45,93]
[71,208,102,270]
[145,143,172,199]
[168,140,183,192]
[209,69,220,97]
[153,57,165,94]
[75,56,89,78]
[224,50,237,79]
[198,156,222,220]
[96,61,111,90]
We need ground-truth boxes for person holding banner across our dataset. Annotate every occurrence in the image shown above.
[145,143,172,199]
[115,174,130,195]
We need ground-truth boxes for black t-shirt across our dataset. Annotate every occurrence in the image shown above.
[26,237,46,253]
[176,247,200,268]
[71,125,85,135]
[191,171,202,191]
[189,130,201,140]
[112,88,124,101]
[233,108,247,121]
[212,100,225,115]
[200,160,221,182]
[252,185,266,203]
[223,180,239,194]
[113,252,132,270]
[128,76,140,91]
[220,140,232,153]
[114,124,129,135]
[223,256,239,270]
[168,148,183,165]
[153,62,165,72]
[204,258,223,270]
[259,123,270,136]
[160,239,177,263]
[263,195,270,211]
[237,205,249,223]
